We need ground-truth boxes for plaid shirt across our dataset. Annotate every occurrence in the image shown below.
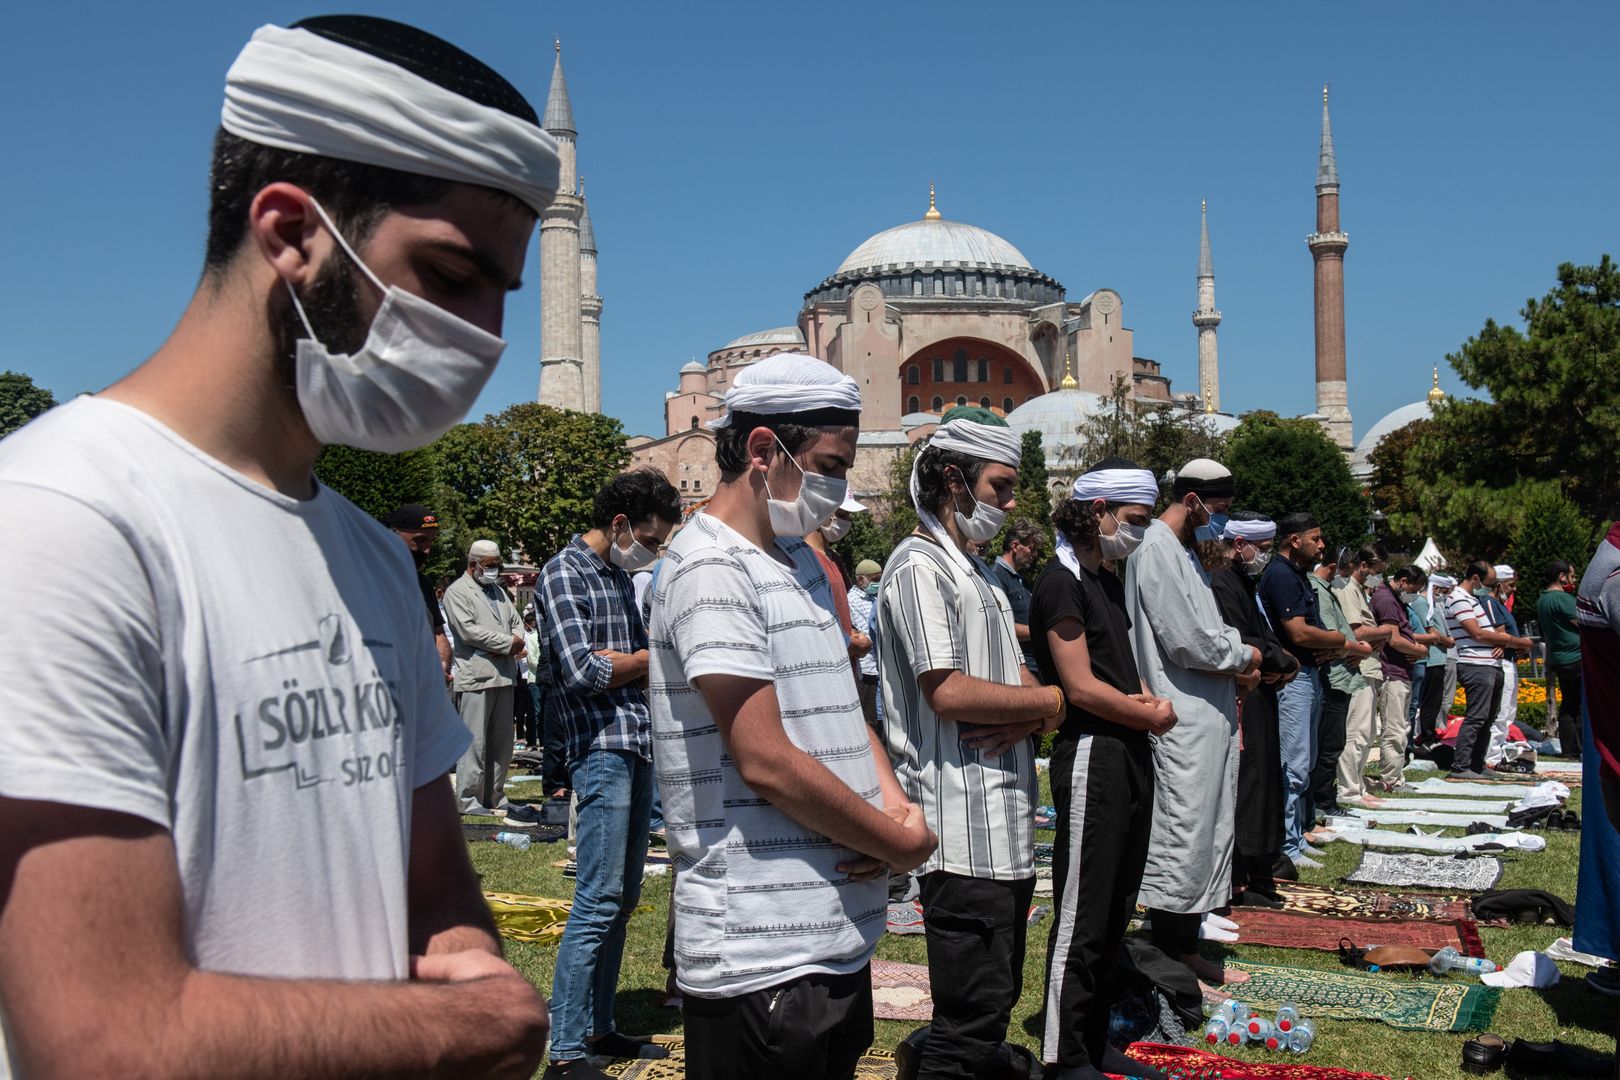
[537,535,651,763]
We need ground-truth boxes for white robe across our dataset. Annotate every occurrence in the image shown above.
[1125,519,1251,914]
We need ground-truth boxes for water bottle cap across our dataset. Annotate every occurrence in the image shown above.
[1278,1018,1292,1031]
[1266,1037,1281,1050]
[1227,1031,1243,1045]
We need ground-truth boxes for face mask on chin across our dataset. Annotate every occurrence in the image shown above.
[819,516,852,543]
[607,524,657,571]
[286,198,507,453]
[764,435,847,539]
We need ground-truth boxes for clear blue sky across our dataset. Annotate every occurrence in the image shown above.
[4,1,1616,446]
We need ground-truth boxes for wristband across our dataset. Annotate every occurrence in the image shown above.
[1048,685,1065,719]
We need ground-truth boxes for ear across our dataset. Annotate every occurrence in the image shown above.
[247,182,327,288]
[745,426,777,472]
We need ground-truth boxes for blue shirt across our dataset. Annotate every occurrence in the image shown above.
[537,535,651,763]
[1259,557,1325,667]
[985,555,1038,674]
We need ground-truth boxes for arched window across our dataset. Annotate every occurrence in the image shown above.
[956,395,968,407]
[979,396,991,409]
[1003,396,1014,413]
[906,364,919,385]
[690,416,699,429]
[931,395,943,412]
[908,395,920,414]
[976,358,989,382]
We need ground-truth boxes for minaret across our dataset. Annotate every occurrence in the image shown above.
[537,38,585,411]
[1307,85,1353,449]
[578,179,603,414]
[1192,199,1222,413]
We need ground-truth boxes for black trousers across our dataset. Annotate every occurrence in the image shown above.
[919,871,1036,1079]
[684,966,873,1080]
[1042,733,1153,1069]
[513,679,537,746]
[1311,687,1351,814]
[536,683,571,793]
[1417,662,1449,741]
[1453,663,1503,774]
[1148,910,1202,956]
[1552,662,1584,759]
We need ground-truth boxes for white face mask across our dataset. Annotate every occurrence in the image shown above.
[287,198,508,453]
[475,566,501,586]
[764,436,848,539]
[1249,551,1273,573]
[1097,513,1146,560]
[951,472,1006,544]
[819,516,852,543]
[607,525,657,571]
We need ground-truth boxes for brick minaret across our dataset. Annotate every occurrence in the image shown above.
[538,39,585,410]
[1193,199,1222,413]
[1308,85,1353,449]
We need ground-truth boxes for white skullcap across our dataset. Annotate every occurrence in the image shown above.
[708,353,861,429]
[840,494,868,513]
[468,539,501,559]
[1171,457,1235,499]
[1494,564,1516,581]
[1072,467,1159,508]
[222,26,560,214]
[909,416,1022,573]
[1222,518,1277,542]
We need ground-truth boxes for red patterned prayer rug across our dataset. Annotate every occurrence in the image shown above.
[1272,882,1474,923]
[870,958,932,1021]
[1111,1042,1398,1080]
[1226,908,1486,958]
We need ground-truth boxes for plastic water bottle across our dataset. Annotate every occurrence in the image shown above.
[1215,1000,1251,1026]
[494,831,532,851]
[1287,1019,1317,1053]
[1203,1018,1230,1046]
[1244,1016,1273,1044]
[1428,946,1499,976]
[1274,1004,1301,1034]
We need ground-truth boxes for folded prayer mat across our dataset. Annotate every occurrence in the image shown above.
[1346,850,1504,892]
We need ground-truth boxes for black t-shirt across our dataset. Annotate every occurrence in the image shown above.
[1029,559,1143,741]
[417,571,446,634]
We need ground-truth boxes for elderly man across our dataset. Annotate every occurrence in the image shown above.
[878,406,1064,1079]
[447,539,531,820]
[648,355,934,1080]
[0,15,555,1074]
[848,558,884,727]
[1126,458,1261,988]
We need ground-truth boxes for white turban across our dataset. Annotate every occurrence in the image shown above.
[910,417,1022,573]
[1494,564,1516,582]
[1431,574,1457,588]
[1056,466,1160,579]
[1222,518,1277,542]
[222,25,560,214]
[708,353,861,429]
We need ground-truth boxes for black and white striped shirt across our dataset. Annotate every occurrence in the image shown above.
[877,535,1038,880]
[648,513,885,998]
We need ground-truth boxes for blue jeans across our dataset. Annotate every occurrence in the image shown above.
[1408,665,1427,744]
[549,748,655,1061]
[1277,666,1323,859]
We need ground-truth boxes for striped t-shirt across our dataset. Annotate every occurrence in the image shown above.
[647,512,885,998]
[876,535,1037,880]
[1445,589,1499,666]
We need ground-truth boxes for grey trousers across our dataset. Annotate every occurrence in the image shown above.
[456,684,515,813]
[1453,664,1503,775]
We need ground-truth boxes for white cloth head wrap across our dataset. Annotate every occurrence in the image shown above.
[1493,564,1516,582]
[1222,518,1277,542]
[1430,573,1457,588]
[707,353,861,429]
[910,418,1022,573]
[222,25,560,214]
[1055,467,1159,579]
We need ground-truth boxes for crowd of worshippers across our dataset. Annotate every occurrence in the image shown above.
[5,14,1604,1080]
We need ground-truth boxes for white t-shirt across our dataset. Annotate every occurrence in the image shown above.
[877,536,1037,880]
[0,401,468,988]
[1445,590,1500,666]
[647,512,885,998]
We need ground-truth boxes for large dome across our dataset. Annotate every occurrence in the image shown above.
[836,218,1034,276]
[1350,400,1435,477]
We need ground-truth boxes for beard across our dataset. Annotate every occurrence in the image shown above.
[270,252,373,391]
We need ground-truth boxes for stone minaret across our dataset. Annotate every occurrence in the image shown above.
[578,181,602,413]
[537,39,584,411]
[1308,85,1353,449]
[1192,199,1222,413]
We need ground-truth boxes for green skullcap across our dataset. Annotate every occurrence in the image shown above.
[938,404,1008,428]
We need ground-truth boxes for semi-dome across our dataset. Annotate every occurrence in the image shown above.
[723,326,805,350]
[836,218,1034,276]
[1350,400,1435,477]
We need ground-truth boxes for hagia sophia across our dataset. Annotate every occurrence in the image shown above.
[532,46,1444,507]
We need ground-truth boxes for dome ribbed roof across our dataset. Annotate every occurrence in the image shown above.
[1350,400,1435,475]
[723,326,805,350]
[836,218,1033,275]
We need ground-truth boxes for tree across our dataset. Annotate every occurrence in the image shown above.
[1365,418,1432,551]
[0,371,57,438]
[1226,411,1368,552]
[1075,374,1229,490]
[998,429,1055,564]
[314,445,440,522]
[436,404,630,567]
[1506,485,1599,623]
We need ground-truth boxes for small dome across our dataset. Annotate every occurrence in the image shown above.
[680,360,706,373]
[723,326,805,350]
[1351,399,1436,476]
[837,218,1034,276]
[1005,389,1108,466]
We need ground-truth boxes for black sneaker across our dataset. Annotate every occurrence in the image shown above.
[504,803,545,825]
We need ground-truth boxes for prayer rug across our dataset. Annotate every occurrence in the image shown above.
[1322,828,1540,854]
[1114,1042,1394,1079]
[1333,808,1508,829]
[602,1038,903,1079]
[1346,850,1504,892]
[886,900,926,934]
[1363,796,1514,814]
[462,821,566,845]
[870,958,933,1021]
[1274,882,1474,923]
[1225,960,1499,1032]
[1406,778,1541,798]
[1226,908,1486,958]
[482,891,571,943]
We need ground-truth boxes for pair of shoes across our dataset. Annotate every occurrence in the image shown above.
[1505,1037,1612,1075]
[1461,1034,1506,1074]
[1549,809,1582,831]
[503,803,545,826]
[587,1033,669,1061]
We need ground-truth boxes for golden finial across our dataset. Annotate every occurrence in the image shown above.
[1204,389,1216,414]
[1060,352,1077,390]
[923,181,941,221]
[1428,366,1445,405]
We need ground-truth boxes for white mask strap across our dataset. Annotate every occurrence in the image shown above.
[304,196,388,294]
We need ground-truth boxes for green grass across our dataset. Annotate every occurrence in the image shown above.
[473,772,1616,1080]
